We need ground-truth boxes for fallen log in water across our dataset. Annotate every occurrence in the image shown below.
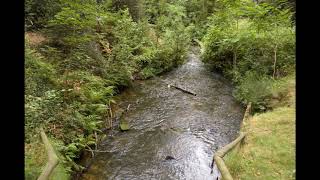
[168,84,197,96]
[153,76,197,96]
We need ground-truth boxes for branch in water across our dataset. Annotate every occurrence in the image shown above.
[168,84,197,96]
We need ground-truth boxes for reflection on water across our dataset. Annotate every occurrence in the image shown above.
[79,50,244,180]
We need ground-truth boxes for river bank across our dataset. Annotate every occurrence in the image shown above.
[25,1,295,179]
[77,50,244,179]
[25,26,190,179]
[224,76,295,179]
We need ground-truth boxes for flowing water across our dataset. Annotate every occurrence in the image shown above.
[79,49,244,180]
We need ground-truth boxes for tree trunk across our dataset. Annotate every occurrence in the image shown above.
[112,0,144,22]
[127,0,144,22]
[272,45,278,79]
[203,0,208,20]
[233,51,237,70]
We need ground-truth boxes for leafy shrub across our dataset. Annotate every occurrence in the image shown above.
[234,71,273,111]
[140,67,157,79]
[25,46,57,96]
[25,0,61,30]
[203,23,295,79]
[25,90,63,141]
[25,0,193,177]
[202,0,295,111]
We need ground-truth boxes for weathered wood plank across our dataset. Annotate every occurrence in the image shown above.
[37,128,59,180]
[214,156,233,180]
[213,102,252,180]
[215,132,246,158]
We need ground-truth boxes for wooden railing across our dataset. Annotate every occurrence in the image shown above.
[213,102,252,180]
[37,128,59,180]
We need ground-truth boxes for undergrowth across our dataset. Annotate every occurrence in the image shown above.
[25,0,191,178]
[201,0,295,112]
[224,76,295,179]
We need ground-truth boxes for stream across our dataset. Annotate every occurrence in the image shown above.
[78,48,244,180]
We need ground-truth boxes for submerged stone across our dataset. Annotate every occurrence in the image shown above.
[119,120,129,131]
[165,156,175,160]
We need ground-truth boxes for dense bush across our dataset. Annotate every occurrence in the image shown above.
[25,0,193,177]
[25,0,295,178]
[202,0,295,110]
[233,71,274,111]
[25,0,61,30]
[25,44,108,172]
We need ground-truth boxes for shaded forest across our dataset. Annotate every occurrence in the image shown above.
[25,0,295,179]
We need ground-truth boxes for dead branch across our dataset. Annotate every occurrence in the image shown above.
[168,84,197,96]
[84,149,109,153]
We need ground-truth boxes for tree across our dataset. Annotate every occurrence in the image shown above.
[25,0,61,30]
[111,0,144,21]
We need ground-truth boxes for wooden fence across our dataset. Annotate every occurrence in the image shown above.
[213,102,251,180]
[37,128,59,180]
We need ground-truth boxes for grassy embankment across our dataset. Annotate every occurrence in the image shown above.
[224,76,295,180]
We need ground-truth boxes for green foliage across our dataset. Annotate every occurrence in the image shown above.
[25,0,193,177]
[47,0,98,47]
[25,47,57,96]
[140,67,157,79]
[183,0,217,40]
[145,1,191,74]
[25,90,63,140]
[25,0,61,30]
[25,43,114,175]
[25,140,46,179]
[105,5,191,79]
[25,0,295,177]
[54,134,96,172]
[233,71,273,111]
[225,101,295,179]
[202,0,295,111]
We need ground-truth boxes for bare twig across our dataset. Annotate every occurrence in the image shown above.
[126,104,131,111]
[85,146,95,158]
[94,131,98,151]
[84,149,109,153]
